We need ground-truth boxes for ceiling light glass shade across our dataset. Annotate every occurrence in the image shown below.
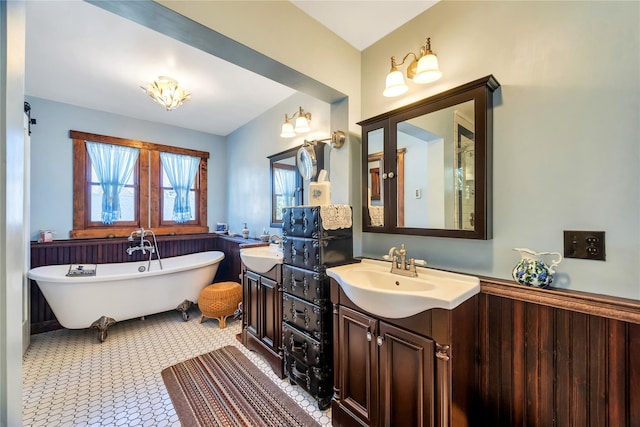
[413,53,442,84]
[279,106,312,137]
[383,69,409,97]
[141,76,191,111]
[294,116,310,133]
[280,121,296,138]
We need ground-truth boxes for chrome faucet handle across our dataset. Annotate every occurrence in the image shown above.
[387,246,397,259]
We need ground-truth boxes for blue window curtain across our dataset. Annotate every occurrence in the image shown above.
[85,141,139,224]
[274,167,297,208]
[160,152,200,223]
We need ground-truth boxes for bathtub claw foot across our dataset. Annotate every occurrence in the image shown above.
[90,316,116,343]
[176,300,193,321]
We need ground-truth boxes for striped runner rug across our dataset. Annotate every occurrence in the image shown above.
[161,345,320,427]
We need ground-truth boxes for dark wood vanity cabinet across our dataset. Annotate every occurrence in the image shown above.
[332,279,478,427]
[337,306,435,427]
[242,265,284,378]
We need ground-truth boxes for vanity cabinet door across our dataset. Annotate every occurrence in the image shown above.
[378,321,435,427]
[243,270,280,348]
[244,271,260,336]
[258,274,280,351]
[338,306,378,426]
[336,307,436,427]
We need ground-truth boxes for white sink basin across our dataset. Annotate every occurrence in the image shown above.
[240,244,283,273]
[326,259,480,318]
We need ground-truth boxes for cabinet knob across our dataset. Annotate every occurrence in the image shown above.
[376,336,384,346]
[387,171,395,179]
[366,332,372,342]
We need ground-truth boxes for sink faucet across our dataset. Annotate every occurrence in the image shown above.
[386,244,425,277]
[269,234,283,248]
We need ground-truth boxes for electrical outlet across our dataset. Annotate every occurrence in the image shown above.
[563,230,606,261]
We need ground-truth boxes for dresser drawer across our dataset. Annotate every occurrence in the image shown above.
[282,206,352,239]
[284,351,332,410]
[282,293,330,340]
[282,236,353,271]
[282,264,329,304]
[282,322,331,366]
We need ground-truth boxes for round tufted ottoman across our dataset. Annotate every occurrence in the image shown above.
[197,281,242,328]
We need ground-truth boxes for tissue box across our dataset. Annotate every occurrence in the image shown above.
[309,182,331,205]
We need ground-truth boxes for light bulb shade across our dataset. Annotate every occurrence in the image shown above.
[383,69,408,97]
[294,116,310,133]
[142,76,191,110]
[413,53,442,84]
[280,121,296,138]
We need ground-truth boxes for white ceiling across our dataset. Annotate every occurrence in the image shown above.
[25,1,436,136]
[290,1,438,51]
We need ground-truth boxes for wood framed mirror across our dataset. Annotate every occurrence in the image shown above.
[359,75,500,239]
[268,146,303,228]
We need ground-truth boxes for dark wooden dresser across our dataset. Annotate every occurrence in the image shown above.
[281,206,354,409]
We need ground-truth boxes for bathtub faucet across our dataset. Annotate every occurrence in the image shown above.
[127,228,154,255]
[128,227,148,253]
[126,228,163,270]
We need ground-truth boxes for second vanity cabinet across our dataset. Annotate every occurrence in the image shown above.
[331,279,478,427]
[242,264,284,378]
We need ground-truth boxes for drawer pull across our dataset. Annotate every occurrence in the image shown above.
[291,364,309,384]
[291,278,310,295]
[293,308,307,319]
[290,336,308,353]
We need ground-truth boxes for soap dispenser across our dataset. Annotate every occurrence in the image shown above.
[242,223,249,239]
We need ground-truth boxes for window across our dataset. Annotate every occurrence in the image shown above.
[159,152,200,225]
[70,130,209,238]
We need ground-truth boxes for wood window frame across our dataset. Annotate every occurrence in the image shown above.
[70,130,209,239]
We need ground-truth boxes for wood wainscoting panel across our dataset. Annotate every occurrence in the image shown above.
[479,279,640,427]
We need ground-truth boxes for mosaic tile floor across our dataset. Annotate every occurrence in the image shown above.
[22,309,332,427]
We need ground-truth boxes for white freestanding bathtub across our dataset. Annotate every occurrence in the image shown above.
[28,251,225,340]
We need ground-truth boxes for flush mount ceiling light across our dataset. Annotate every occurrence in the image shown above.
[383,37,442,97]
[141,76,191,111]
[280,106,312,138]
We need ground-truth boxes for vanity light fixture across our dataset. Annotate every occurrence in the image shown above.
[383,37,442,97]
[280,106,312,138]
[141,76,191,111]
